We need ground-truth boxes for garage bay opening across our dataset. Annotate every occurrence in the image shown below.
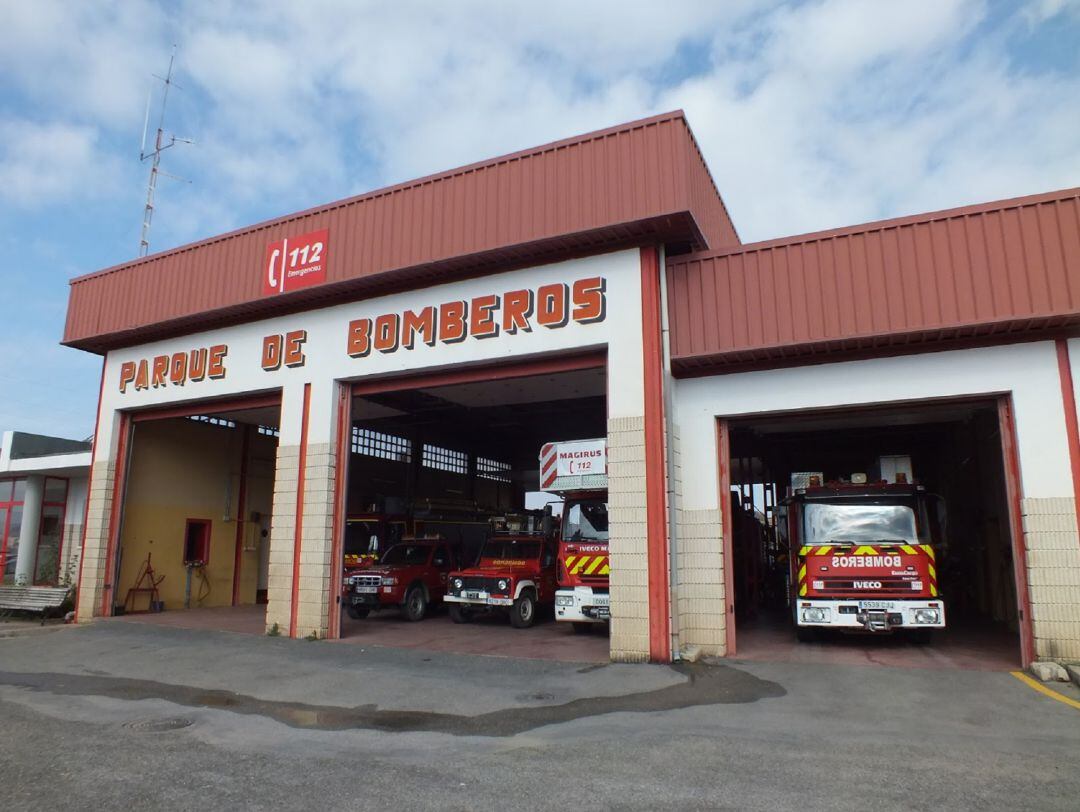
[338,360,611,662]
[109,397,281,634]
[724,398,1023,669]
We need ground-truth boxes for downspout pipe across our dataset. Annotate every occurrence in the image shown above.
[658,245,682,661]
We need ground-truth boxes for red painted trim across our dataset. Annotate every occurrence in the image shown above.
[716,418,736,657]
[998,396,1037,668]
[640,246,671,662]
[231,425,251,605]
[129,392,282,423]
[349,351,607,396]
[74,359,107,622]
[1055,339,1080,549]
[326,383,352,640]
[289,384,312,638]
[100,413,131,616]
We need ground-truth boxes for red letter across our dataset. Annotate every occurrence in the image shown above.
[572,276,606,323]
[207,345,228,379]
[438,301,467,344]
[537,283,568,328]
[188,349,207,381]
[151,355,169,388]
[284,330,307,367]
[262,335,283,371]
[502,289,533,334]
[347,319,372,358]
[134,359,149,391]
[470,294,500,339]
[402,307,436,349]
[169,352,188,386]
[119,361,136,394]
[374,314,400,353]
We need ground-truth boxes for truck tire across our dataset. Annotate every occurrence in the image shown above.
[795,626,818,643]
[403,585,428,622]
[346,604,369,620]
[509,590,537,629]
[449,604,473,624]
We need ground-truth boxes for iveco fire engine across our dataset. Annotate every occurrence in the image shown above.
[786,469,946,641]
[539,438,610,631]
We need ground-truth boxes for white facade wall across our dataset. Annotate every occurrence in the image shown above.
[674,340,1080,660]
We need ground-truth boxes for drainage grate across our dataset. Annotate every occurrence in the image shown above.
[123,716,194,733]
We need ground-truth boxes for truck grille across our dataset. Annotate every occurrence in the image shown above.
[350,575,381,588]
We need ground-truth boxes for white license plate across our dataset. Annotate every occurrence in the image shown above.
[464,590,488,600]
[859,601,894,610]
[355,586,378,594]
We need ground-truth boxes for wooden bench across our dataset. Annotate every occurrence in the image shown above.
[0,585,73,624]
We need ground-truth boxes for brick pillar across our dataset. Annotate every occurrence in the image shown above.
[607,415,651,662]
[293,441,337,639]
[264,444,299,635]
[1022,496,1080,661]
[76,459,117,620]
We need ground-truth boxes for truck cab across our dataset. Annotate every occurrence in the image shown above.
[345,537,456,622]
[444,532,558,628]
[539,439,610,632]
[787,480,946,640]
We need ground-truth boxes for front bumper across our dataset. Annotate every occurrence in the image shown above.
[349,585,405,606]
[444,593,514,607]
[555,587,610,623]
[795,598,946,631]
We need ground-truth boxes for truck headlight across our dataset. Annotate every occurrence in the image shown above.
[802,607,830,623]
[555,595,574,607]
[913,608,940,624]
[497,579,509,592]
[452,578,463,590]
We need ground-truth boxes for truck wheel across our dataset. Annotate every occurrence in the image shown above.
[449,604,473,624]
[403,586,428,622]
[571,622,593,635]
[346,605,369,620]
[795,626,818,643]
[510,590,536,629]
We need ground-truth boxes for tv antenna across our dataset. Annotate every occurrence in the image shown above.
[139,45,193,257]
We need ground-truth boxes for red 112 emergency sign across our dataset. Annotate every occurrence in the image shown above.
[263,228,329,296]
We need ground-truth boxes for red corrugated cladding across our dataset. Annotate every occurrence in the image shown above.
[65,111,738,353]
[667,188,1080,375]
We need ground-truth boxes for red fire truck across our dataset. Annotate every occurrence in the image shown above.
[539,438,610,632]
[786,475,945,641]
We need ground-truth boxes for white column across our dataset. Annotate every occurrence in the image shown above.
[14,475,44,585]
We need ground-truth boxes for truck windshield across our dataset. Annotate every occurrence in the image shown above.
[380,544,431,565]
[803,501,919,545]
[481,539,541,560]
[563,500,609,543]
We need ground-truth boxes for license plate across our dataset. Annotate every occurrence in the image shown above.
[859,601,894,610]
[355,586,378,594]
[464,591,487,600]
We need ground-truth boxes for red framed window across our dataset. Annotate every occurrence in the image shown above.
[33,477,69,586]
[183,519,212,565]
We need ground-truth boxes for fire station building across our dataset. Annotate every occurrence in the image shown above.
[62,111,1080,667]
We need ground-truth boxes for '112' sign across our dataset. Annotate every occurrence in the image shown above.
[263,228,329,295]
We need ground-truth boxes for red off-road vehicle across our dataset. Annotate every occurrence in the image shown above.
[345,537,458,622]
[444,532,558,628]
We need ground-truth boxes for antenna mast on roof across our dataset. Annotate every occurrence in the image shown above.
[138,45,193,257]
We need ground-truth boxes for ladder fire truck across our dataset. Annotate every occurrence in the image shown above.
[785,466,946,642]
[539,439,610,631]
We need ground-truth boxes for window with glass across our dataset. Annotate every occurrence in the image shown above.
[0,478,25,585]
[0,477,69,586]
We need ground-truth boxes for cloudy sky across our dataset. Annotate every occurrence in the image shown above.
[1,0,1078,439]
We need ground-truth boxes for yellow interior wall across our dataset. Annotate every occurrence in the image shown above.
[117,419,276,612]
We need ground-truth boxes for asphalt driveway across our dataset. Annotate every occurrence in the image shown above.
[0,622,1077,810]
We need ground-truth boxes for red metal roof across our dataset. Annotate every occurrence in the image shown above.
[668,187,1080,375]
[64,111,738,353]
